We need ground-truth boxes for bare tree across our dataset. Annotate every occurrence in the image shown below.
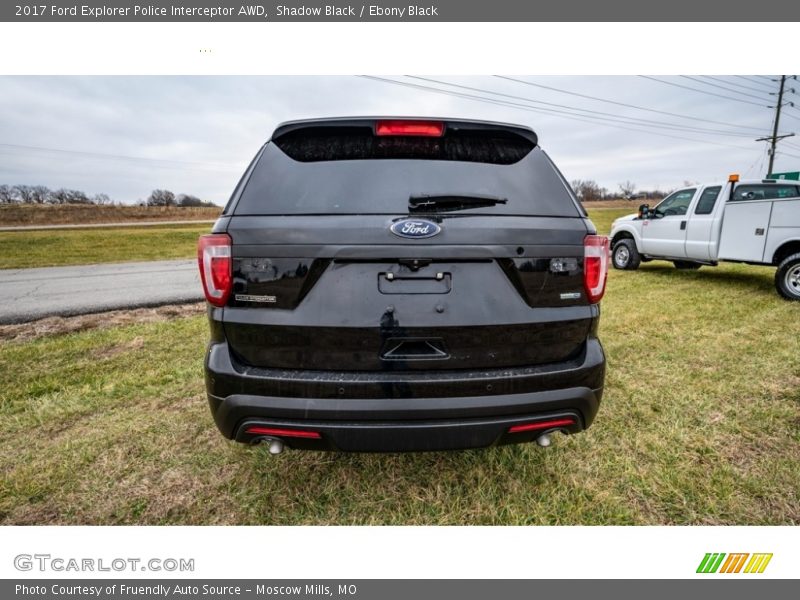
[30,185,50,204]
[618,180,637,199]
[13,185,35,203]
[0,184,16,203]
[64,190,91,204]
[570,179,603,202]
[147,189,176,206]
[638,188,668,201]
[49,188,70,204]
[93,193,111,205]
[177,194,198,207]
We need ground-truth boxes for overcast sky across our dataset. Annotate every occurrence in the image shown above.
[1,75,798,205]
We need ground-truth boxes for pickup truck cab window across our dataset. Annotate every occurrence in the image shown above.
[731,184,800,202]
[654,188,695,217]
[694,186,721,215]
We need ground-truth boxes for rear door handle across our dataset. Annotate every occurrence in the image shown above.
[680,220,687,230]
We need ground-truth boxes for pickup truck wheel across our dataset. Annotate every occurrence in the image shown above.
[673,261,702,270]
[775,253,800,301]
[612,239,641,270]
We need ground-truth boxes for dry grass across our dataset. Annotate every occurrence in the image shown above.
[0,303,205,342]
[0,204,221,227]
[582,199,651,209]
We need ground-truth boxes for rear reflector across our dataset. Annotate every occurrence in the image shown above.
[375,120,445,137]
[508,417,576,434]
[198,233,232,307]
[245,426,322,439]
[583,235,610,304]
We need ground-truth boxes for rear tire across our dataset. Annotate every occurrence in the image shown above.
[673,261,702,270]
[775,253,800,301]
[612,239,641,270]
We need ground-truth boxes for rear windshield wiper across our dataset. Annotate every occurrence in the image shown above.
[408,194,508,213]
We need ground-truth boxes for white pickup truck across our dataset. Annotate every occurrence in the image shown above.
[609,175,800,300]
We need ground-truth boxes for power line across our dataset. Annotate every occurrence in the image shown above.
[779,111,800,123]
[407,76,762,138]
[683,75,772,101]
[743,144,769,178]
[0,142,240,171]
[406,77,760,140]
[733,75,779,91]
[494,75,770,132]
[758,144,768,175]
[359,76,760,154]
[695,76,775,98]
[639,76,768,107]
[759,75,791,175]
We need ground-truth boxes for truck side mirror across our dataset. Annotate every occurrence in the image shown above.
[638,204,650,219]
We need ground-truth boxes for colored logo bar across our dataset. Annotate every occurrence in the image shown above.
[697,553,773,574]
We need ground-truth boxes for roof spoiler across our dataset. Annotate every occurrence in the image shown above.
[271,117,538,146]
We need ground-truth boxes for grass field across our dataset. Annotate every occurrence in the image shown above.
[1,208,798,525]
[0,207,631,270]
[0,224,212,269]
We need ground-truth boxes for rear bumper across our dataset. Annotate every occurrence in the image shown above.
[205,336,605,452]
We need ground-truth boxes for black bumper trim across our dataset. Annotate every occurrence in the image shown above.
[205,337,605,451]
[209,385,601,445]
[233,410,585,452]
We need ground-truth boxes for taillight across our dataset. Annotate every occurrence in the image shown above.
[198,233,232,307]
[375,120,445,137]
[583,235,610,304]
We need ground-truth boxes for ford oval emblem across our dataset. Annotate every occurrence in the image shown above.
[390,218,441,239]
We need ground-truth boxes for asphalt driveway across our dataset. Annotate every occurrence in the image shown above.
[0,259,203,323]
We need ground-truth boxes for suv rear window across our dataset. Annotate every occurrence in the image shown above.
[274,126,534,164]
[232,137,580,218]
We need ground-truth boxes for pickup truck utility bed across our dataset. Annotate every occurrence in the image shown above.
[609,174,800,300]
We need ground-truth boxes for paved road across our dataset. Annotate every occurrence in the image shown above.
[0,259,204,324]
[0,219,215,232]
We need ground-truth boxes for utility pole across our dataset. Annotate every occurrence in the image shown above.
[757,75,796,176]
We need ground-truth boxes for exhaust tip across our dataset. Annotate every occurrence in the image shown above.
[536,433,552,448]
[252,436,285,454]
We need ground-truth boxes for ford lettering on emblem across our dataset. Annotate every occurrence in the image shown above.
[390,218,442,239]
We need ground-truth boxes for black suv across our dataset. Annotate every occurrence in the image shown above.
[199,117,608,453]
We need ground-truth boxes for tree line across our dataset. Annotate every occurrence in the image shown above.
[137,189,216,208]
[571,179,668,202]
[0,185,216,207]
